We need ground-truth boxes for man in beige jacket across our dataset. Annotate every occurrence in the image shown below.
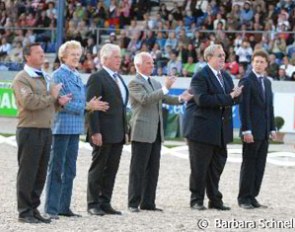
[12,43,71,224]
[127,52,191,212]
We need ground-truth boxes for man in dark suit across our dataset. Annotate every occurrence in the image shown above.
[183,44,243,211]
[127,52,191,212]
[86,43,129,216]
[238,49,277,209]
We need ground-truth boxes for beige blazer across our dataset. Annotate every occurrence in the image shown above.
[128,74,181,143]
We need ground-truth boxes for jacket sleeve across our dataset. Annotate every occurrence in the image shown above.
[86,73,101,135]
[128,80,165,106]
[238,78,252,131]
[12,77,56,111]
[53,71,85,115]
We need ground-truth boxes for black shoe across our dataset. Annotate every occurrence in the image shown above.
[239,203,254,209]
[87,208,105,216]
[191,203,206,210]
[18,216,40,224]
[208,202,231,211]
[33,210,51,223]
[59,209,81,217]
[128,207,140,213]
[140,207,163,212]
[251,199,268,209]
[101,205,122,215]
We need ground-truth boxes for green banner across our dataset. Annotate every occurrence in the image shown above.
[0,82,18,117]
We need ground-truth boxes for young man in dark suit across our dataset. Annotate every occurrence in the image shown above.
[86,43,129,216]
[183,44,243,211]
[238,49,277,209]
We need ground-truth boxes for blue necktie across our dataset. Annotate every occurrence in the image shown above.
[35,71,43,77]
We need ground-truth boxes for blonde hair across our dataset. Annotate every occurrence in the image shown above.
[58,40,82,63]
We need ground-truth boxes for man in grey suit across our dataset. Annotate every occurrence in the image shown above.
[127,52,191,212]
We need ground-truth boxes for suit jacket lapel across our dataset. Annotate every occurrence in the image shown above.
[117,73,129,106]
[249,72,265,102]
[136,74,154,92]
[205,66,225,93]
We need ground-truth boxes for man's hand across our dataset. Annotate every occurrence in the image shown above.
[243,133,254,143]
[51,83,63,99]
[164,76,177,89]
[58,93,72,106]
[230,85,243,99]
[179,89,193,102]
[270,131,277,141]
[87,96,109,112]
[91,133,103,146]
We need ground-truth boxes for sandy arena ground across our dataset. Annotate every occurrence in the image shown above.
[0,137,295,232]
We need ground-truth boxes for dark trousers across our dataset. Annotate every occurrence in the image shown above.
[238,139,269,204]
[87,143,123,209]
[16,127,52,217]
[188,140,227,207]
[128,130,161,209]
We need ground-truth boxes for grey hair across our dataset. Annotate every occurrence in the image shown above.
[203,44,223,62]
[99,43,121,65]
[134,52,152,72]
[58,40,82,63]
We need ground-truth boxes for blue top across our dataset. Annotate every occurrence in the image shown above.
[52,64,86,135]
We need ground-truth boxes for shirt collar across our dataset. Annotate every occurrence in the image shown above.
[60,63,80,76]
[103,65,117,77]
[208,64,219,76]
[138,71,149,81]
[24,64,44,78]
[252,69,263,79]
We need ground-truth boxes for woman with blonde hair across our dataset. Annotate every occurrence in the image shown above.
[44,40,109,219]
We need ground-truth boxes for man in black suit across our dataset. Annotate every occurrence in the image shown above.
[238,49,277,209]
[183,44,243,211]
[86,43,128,216]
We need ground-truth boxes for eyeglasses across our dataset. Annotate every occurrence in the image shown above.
[214,54,226,58]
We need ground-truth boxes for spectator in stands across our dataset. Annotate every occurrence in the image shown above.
[267,54,279,80]
[167,50,182,76]
[118,0,131,28]
[82,52,96,73]
[270,34,286,60]
[225,54,239,76]
[165,31,178,54]
[290,71,295,81]
[280,56,295,77]
[155,31,166,52]
[8,41,23,63]
[158,3,169,21]
[182,56,196,77]
[236,40,253,70]
[236,64,246,80]
[118,30,131,51]
[213,13,226,30]
[277,67,291,81]
[240,1,254,27]
[42,59,51,73]
[0,37,11,60]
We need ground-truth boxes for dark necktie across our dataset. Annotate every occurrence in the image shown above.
[217,72,225,91]
[147,77,154,90]
[35,71,44,77]
[258,76,265,101]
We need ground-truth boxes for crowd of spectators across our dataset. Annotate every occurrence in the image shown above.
[0,0,295,81]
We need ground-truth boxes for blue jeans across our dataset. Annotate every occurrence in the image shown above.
[44,134,79,215]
